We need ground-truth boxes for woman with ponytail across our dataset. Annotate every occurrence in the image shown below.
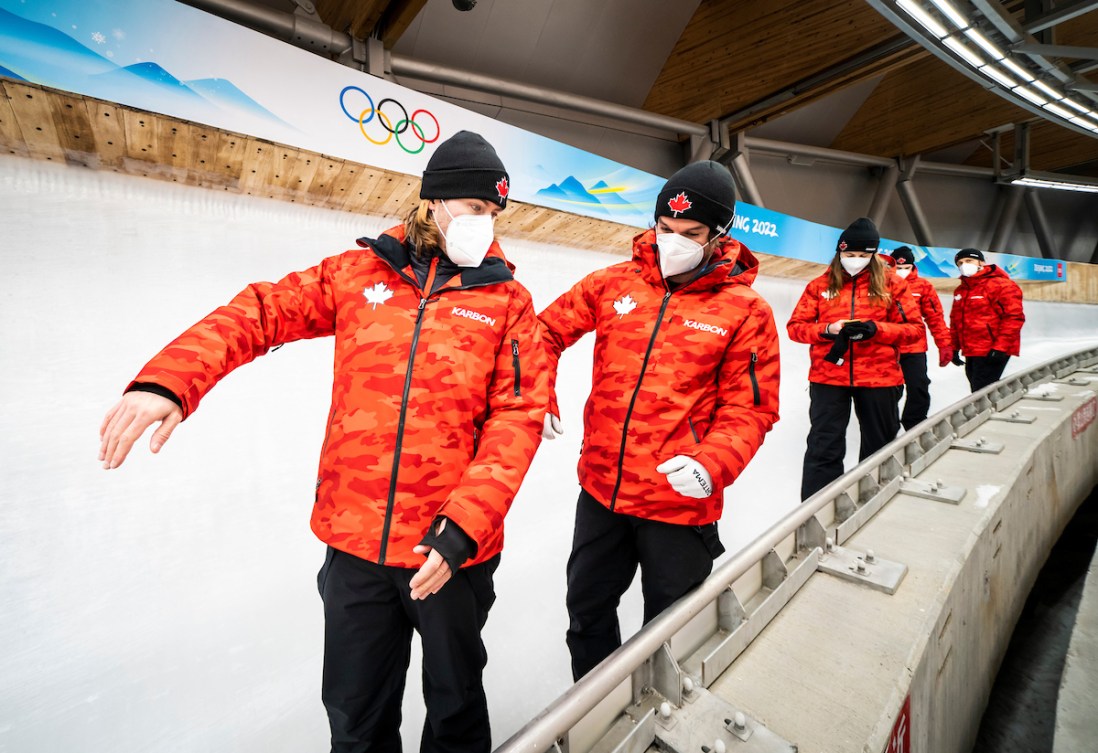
[787,217,923,500]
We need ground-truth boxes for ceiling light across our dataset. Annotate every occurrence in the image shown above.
[1000,59,1035,82]
[1031,81,1062,100]
[1062,98,1092,114]
[963,28,1005,59]
[980,65,1017,89]
[1009,175,1098,193]
[898,0,949,38]
[928,0,968,28]
[943,37,984,68]
[1043,102,1076,119]
[1013,86,1049,106]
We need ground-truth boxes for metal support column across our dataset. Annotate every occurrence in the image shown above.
[726,132,764,208]
[1023,189,1058,258]
[988,186,1025,252]
[895,156,935,247]
[867,162,900,227]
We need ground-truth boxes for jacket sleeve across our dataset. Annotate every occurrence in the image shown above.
[691,294,780,491]
[536,272,602,415]
[786,280,830,344]
[919,281,952,351]
[436,289,549,556]
[128,256,341,418]
[871,278,924,346]
[992,279,1026,354]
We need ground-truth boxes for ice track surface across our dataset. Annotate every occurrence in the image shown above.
[2,157,1096,751]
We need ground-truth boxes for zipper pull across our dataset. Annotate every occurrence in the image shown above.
[418,298,427,311]
[751,351,758,363]
[512,340,519,357]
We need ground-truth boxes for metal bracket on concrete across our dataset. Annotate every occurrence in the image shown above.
[950,399,993,437]
[817,543,908,594]
[625,686,796,753]
[906,422,954,476]
[990,409,1037,423]
[589,708,655,753]
[899,477,967,504]
[1055,375,1098,386]
[950,435,1005,454]
[1021,390,1064,402]
[681,549,820,688]
[835,471,902,545]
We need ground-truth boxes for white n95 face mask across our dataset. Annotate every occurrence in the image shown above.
[959,262,980,277]
[840,256,872,276]
[437,202,495,267]
[656,233,704,278]
[895,268,911,279]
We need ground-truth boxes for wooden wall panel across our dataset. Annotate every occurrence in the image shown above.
[0,82,28,158]
[85,100,126,169]
[3,81,65,162]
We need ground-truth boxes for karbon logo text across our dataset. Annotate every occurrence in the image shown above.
[339,86,440,154]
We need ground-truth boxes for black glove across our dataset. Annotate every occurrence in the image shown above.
[951,352,965,366]
[417,517,477,573]
[987,349,1008,363]
[824,330,851,364]
[840,320,878,341]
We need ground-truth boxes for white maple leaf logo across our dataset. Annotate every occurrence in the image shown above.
[363,282,393,309]
[613,295,637,318]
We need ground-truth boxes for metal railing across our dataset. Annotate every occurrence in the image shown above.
[495,345,1098,753]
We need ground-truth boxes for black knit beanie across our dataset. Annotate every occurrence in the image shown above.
[837,217,879,253]
[955,247,985,262]
[420,130,510,209]
[654,161,736,233]
[891,245,915,265]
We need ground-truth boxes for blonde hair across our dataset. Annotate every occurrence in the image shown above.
[403,200,442,259]
[827,254,892,305]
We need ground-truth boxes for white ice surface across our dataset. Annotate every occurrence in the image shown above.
[2,157,1096,751]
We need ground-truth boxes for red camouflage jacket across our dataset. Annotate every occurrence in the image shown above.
[950,264,1025,357]
[787,266,923,387]
[899,267,952,355]
[538,229,780,526]
[128,226,548,568]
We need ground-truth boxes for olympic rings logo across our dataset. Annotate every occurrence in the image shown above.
[339,86,441,154]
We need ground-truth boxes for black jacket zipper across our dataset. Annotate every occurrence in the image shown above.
[511,339,521,397]
[610,290,672,510]
[379,296,428,565]
[749,351,760,405]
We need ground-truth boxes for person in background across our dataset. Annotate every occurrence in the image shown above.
[538,161,780,680]
[97,130,548,753]
[950,247,1025,392]
[888,245,953,430]
[788,217,923,501]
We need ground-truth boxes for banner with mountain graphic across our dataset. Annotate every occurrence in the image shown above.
[0,0,1065,281]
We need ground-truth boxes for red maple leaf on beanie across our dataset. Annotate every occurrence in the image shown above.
[496,176,509,201]
[668,192,692,216]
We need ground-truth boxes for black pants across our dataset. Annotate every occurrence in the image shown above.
[899,352,931,430]
[565,489,719,681]
[965,355,1010,392]
[317,547,499,753]
[800,382,903,501]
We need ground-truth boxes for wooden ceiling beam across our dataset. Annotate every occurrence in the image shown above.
[313,0,427,44]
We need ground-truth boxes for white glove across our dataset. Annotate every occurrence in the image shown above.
[542,413,563,440]
[656,456,714,499]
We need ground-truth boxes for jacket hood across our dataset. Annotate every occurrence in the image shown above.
[631,227,759,290]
